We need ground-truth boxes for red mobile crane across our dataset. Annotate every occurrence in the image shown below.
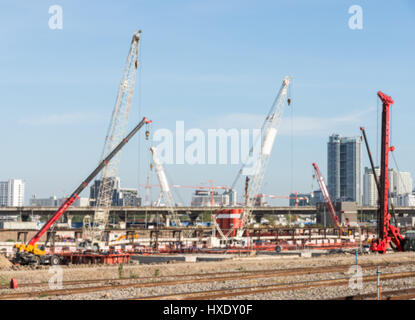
[369,91,404,253]
[312,162,341,228]
[14,117,152,265]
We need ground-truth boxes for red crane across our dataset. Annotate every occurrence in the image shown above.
[312,162,341,227]
[14,117,152,265]
[370,91,404,253]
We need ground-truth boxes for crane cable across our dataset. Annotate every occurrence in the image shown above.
[376,97,379,166]
[137,31,143,192]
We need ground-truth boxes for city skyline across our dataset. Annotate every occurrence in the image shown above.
[1,1,415,205]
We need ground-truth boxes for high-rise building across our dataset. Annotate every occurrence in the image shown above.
[0,182,7,206]
[363,167,380,206]
[0,179,25,206]
[327,134,362,204]
[363,167,413,206]
[389,169,413,197]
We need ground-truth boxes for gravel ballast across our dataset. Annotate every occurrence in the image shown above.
[0,251,413,300]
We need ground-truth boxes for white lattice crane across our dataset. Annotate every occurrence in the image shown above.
[214,76,292,240]
[83,30,142,242]
[150,146,181,227]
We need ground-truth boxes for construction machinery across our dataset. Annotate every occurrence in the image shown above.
[214,76,292,241]
[83,29,142,245]
[150,146,181,227]
[13,117,152,265]
[366,91,405,253]
[312,162,341,227]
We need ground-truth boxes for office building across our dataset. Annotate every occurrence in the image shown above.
[363,167,380,206]
[389,169,412,197]
[0,179,25,206]
[327,134,362,204]
[363,167,413,206]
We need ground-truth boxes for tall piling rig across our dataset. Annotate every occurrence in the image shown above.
[366,91,405,253]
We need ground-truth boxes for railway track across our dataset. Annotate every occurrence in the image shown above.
[0,262,413,300]
[0,260,412,290]
[332,287,415,300]
[130,271,415,300]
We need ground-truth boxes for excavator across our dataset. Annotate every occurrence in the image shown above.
[13,117,151,265]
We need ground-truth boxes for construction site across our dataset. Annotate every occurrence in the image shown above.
[1,17,415,301]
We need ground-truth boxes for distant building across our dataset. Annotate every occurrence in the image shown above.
[191,190,229,207]
[116,188,141,207]
[363,167,380,206]
[389,168,412,198]
[0,182,7,206]
[254,194,266,207]
[363,167,413,206]
[89,177,121,206]
[29,196,60,207]
[30,195,90,207]
[396,194,415,207]
[223,189,237,206]
[310,190,324,206]
[289,193,311,207]
[0,179,25,207]
[327,134,362,204]
[90,177,141,207]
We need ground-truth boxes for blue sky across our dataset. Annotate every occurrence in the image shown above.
[1,1,414,205]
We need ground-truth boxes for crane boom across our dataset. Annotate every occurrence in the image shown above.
[150,146,181,226]
[360,127,380,195]
[86,30,142,241]
[230,76,291,238]
[312,162,340,227]
[22,117,151,250]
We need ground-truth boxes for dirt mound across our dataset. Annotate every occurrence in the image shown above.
[0,254,12,269]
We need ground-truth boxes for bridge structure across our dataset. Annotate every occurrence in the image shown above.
[1,206,415,223]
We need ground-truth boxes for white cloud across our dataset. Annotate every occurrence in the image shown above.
[19,112,104,126]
